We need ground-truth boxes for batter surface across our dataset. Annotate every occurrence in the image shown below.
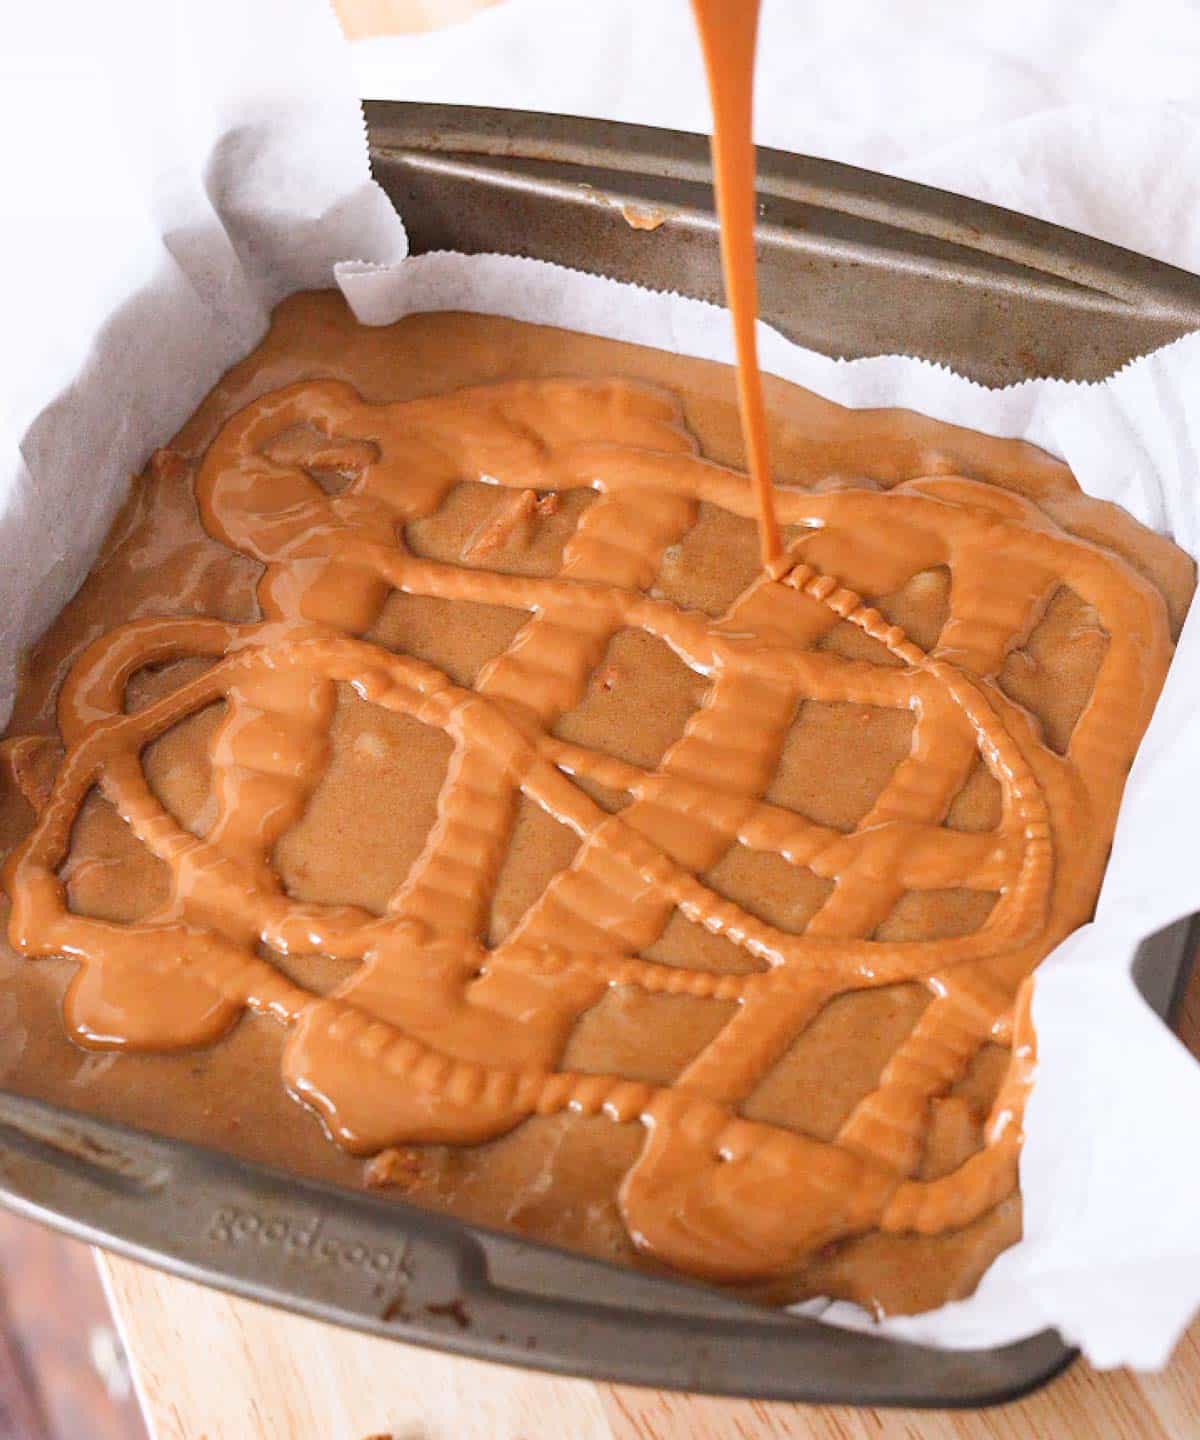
[0,296,1191,1316]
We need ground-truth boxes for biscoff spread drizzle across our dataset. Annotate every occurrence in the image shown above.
[692,0,782,571]
[2,370,1173,1281]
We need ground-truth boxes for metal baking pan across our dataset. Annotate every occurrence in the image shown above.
[1,100,1199,1407]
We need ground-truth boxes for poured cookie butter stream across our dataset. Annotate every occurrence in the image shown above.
[2,354,1174,1281]
[692,0,782,572]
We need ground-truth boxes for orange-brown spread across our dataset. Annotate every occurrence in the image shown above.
[692,0,782,571]
[0,297,1189,1313]
[0,4,1191,1317]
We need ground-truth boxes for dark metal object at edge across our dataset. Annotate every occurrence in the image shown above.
[2,101,1198,1407]
[366,100,1200,386]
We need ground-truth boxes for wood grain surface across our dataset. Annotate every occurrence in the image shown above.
[101,1255,1200,1440]
[331,0,503,41]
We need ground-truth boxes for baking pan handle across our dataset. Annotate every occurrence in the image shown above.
[366,100,1200,320]
[0,1090,1072,1404]
[365,101,1200,388]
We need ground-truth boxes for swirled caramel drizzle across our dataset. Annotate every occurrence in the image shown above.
[1,354,1178,1286]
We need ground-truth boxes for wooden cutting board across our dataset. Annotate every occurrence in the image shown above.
[331,0,503,40]
[100,1253,1200,1440]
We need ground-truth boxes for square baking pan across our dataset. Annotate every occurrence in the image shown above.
[1,100,1199,1407]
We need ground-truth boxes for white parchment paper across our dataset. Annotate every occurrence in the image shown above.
[0,0,407,720]
[6,0,1200,1372]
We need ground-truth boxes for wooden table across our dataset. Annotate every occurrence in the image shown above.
[100,1256,1200,1440]
[99,2,1200,1434]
